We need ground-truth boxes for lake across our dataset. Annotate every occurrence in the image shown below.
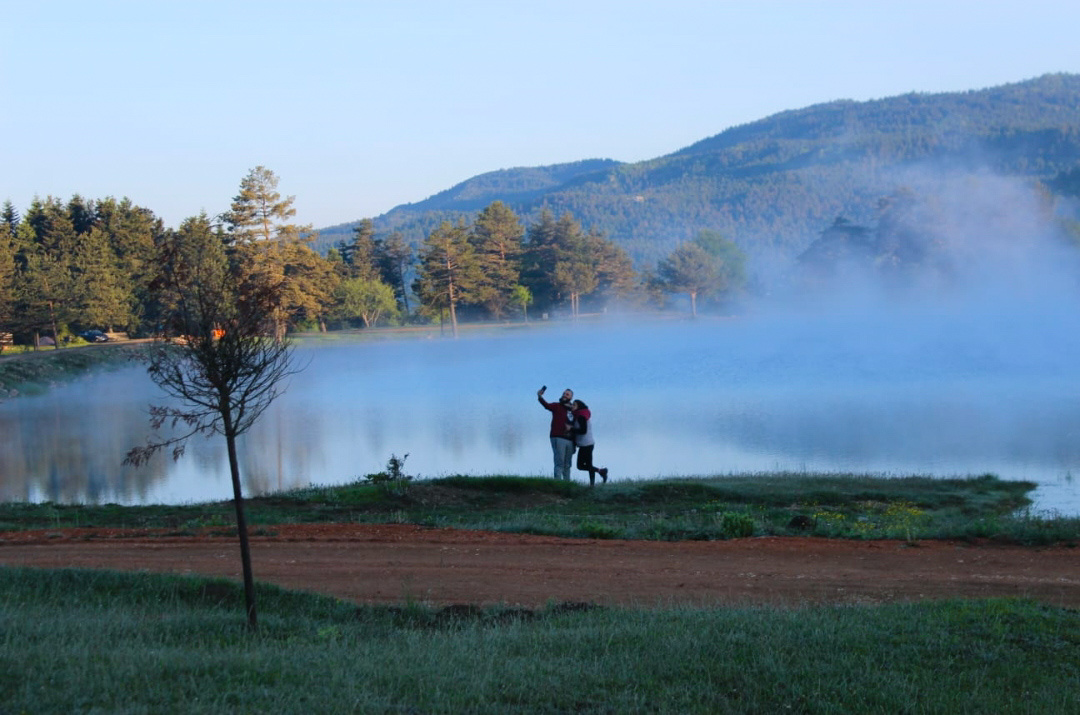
[3,307,1079,513]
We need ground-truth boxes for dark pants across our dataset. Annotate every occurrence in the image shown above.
[576,445,598,484]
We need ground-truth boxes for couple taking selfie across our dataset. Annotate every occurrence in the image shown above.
[537,386,609,485]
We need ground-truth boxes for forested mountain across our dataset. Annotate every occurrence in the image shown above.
[318,74,1080,268]
[318,159,622,252]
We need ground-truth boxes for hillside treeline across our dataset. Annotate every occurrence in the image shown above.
[0,168,746,347]
[316,74,1080,267]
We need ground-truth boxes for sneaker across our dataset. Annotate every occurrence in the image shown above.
[599,468,608,483]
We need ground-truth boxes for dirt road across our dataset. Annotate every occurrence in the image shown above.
[2,524,1078,608]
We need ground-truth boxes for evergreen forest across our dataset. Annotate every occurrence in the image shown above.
[0,170,745,346]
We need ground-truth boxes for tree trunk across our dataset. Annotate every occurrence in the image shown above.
[399,267,411,315]
[224,424,258,630]
[48,300,60,350]
[274,314,286,344]
[447,275,459,339]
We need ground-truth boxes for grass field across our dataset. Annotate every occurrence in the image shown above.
[1,567,1078,714]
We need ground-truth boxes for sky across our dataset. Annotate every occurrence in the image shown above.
[3,0,1079,231]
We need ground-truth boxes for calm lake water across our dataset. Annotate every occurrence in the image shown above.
[3,308,1080,513]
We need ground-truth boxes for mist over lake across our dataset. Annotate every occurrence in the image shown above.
[3,302,1079,513]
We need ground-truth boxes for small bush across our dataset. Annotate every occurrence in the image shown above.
[882,500,929,542]
[363,453,413,497]
[578,519,622,539]
[717,511,755,538]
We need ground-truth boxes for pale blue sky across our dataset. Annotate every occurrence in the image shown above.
[3,0,1078,230]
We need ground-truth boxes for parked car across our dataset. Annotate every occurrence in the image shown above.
[78,329,110,342]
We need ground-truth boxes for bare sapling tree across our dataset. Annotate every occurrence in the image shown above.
[125,214,299,629]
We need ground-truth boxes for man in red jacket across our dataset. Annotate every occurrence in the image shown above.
[537,386,574,480]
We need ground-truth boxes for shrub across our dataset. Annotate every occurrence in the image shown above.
[717,511,755,538]
[882,500,929,542]
[363,453,413,497]
[578,519,622,539]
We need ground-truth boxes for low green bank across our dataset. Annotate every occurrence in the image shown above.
[0,343,144,395]
[3,473,1078,545]
[0,568,1077,714]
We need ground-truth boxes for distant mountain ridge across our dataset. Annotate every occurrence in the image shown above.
[318,158,623,249]
[317,74,1080,267]
[394,158,622,212]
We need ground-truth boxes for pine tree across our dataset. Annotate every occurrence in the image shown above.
[277,237,338,332]
[521,209,560,313]
[470,201,524,319]
[521,209,636,317]
[1,201,19,233]
[223,166,298,246]
[343,218,379,280]
[0,216,16,338]
[373,231,414,316]
[588,232,638,310]
[550,213,597,318]
[223,167,326,340]
[66,195,95,235]
[16,198,77,346]
[94,197,164,333]
[72,226,128,330]
[413,219,480,338]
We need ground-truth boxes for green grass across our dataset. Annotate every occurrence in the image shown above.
[1,567,1077,713]
[4,473,1077,545]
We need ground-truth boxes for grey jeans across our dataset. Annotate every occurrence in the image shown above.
[551,437,574,480]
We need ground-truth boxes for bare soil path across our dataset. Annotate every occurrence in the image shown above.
[3,524,1078,608]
